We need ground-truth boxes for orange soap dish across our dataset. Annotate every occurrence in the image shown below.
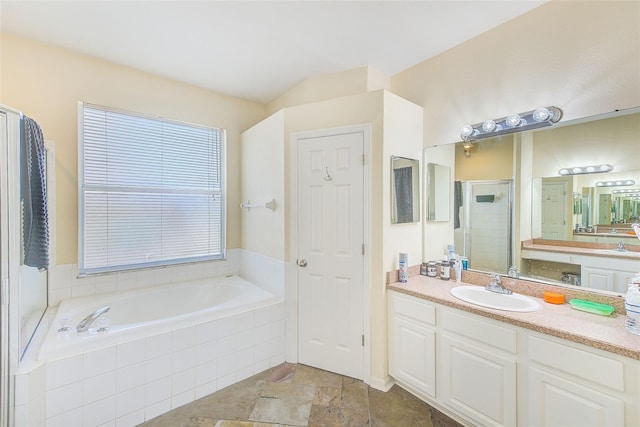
[543,291,565,304]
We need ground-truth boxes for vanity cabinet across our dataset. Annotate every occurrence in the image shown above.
[387,291,436,400]
[524,334,629,426]
[387,290,640,427]
[581,256,639,293]
[440,309,517,427]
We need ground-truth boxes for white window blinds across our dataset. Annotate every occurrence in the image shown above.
[79,103,225,275]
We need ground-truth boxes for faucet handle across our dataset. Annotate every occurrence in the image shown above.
[491,273,501,283]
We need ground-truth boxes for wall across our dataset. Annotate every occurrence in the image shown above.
[0,33,266,265]
[267,66,390,115]
[240,111,286,259]
[391,1,640,147]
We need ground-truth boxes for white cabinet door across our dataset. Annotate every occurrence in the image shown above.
[440,334,517,427]
[582,266,615,291]
[389,316,436,399]
[528,366,624,426]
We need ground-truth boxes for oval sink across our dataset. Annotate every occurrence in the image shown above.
[450,286,541,313]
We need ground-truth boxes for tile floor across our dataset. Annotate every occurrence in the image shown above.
[139,363,462,427]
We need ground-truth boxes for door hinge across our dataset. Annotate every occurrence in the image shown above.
[362,154,365,165]
[362,244,365,255]
[362,335,365,346]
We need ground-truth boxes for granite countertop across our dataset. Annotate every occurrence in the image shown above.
[521,239,640,261]
[388,274,640,361]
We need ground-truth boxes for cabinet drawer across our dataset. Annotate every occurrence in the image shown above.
[442,309,517,354]
[390,291,436,326]
[529,335,625,392]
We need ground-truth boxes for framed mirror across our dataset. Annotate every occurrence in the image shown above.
[426,162,451,221]
[391,155,420,224]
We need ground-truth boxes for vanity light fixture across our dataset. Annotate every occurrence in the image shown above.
[463,141,473,158]
[612,188,640,195]
[558,164,614,176]
[595,180,635,187]
[460,106,562,141]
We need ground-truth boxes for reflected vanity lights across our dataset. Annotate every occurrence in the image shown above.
[595,179,635,187]
[558,164,614,176]
[460,106,562,142]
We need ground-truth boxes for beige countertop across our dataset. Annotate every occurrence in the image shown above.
[388,275,640,361]
[522,239,640,261]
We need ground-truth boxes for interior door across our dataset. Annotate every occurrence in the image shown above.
[297,130,364,380]
[541,182,567,239]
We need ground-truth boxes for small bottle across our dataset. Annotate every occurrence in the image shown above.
[447,244,456,262]
[440,260,451,281]
[427,261,438,277]
[625,283,640,335]
[454,258,462,283]
[399,253,408,283]
[420,262,428,276]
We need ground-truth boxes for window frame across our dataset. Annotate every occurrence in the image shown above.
[77,102,226,276]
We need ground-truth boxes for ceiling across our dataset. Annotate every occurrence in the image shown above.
[1,1,547,104]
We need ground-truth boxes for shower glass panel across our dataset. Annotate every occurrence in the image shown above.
[457,180,514,274]
[18,118,49,360]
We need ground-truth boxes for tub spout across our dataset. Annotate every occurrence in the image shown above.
[76,306,110,332]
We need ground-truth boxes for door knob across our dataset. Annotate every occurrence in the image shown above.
[297,259,308,268]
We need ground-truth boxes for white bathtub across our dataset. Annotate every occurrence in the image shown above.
[38,274,281,361]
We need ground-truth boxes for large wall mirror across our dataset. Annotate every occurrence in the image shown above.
[391,155,420,224]
[426,107,640,294]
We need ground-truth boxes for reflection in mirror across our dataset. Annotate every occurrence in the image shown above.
[391,155,420,224]
[426,162,450,221]
[430,107,640,295]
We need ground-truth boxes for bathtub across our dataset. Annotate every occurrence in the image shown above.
[38,274,282,362]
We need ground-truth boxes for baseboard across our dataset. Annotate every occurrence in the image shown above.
[369,374,395,392]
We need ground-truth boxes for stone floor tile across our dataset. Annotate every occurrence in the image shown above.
[191,375,268,420]
[268,363,297,383]
[368,385,433,427]
[339,377,369,410]
[292,364,343,388]
[139,402,195,427]
[261,381,315,400]
[308,404,370,427]
[249,396,313,426]
[430,407,465,427]
[187,416,218,427]
[214,420,284,427]
[313,385,341,406]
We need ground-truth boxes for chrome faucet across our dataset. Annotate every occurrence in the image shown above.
[76,306,110,332]
[486,274,512,295]
[617,241,625,251]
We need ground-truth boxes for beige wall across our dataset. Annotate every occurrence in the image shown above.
[532,113,640,178]
[454,135,514,181]
[0,33,266,264]
[392,1,640,147]
[267,66,390,115]
[240,110,285,259]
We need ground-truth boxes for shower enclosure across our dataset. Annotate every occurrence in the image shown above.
[0,106,49,427]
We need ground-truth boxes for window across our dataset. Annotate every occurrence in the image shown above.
[78,103,225,275]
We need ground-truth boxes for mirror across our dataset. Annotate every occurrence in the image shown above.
[391,155,420,224]
[426,163,451,221]
[428,107,640,293]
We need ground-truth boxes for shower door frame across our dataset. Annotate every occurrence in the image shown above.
[0,108,23,427]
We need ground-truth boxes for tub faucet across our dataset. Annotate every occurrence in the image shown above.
[76,306,110,332]
[486,274,512,295]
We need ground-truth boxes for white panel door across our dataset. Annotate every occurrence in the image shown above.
[541,182,567,239]
[297,131,364,379]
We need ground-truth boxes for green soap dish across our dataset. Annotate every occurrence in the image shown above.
[568,299,615,316]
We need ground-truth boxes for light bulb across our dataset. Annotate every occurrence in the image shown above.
[626,180,635,185]
[505,114,522,128]
[558,168,569,175]
[572,167,582,174]
[600,164,612,172]
[532,107,551,122]
[585,166,595,173]
[596,182,604,187]
[460,125,475,139]
[482,120,497,132]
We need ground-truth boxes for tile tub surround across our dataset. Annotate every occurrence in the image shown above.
[388,274,640,360]
[13,301,286,427]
